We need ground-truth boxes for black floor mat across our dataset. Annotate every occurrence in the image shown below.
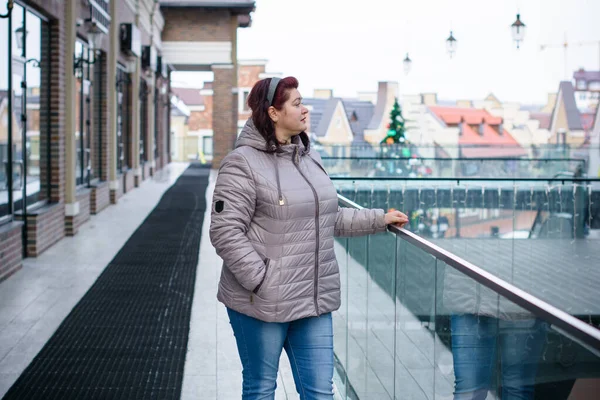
[3,165,210,400]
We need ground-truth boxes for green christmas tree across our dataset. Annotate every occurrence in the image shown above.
[381,98,407,145]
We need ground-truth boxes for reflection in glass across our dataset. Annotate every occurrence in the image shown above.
[75,40,92,186]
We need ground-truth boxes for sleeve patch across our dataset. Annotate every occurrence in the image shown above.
[215,200,225,213]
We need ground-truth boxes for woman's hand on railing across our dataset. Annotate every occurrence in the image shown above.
[384,209,409,228]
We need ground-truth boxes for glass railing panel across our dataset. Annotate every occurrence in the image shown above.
[435,257,600,400]
[333,179,600,327]
[332,236,349,399]
[364,231,397,398]
[344,233,371,398]
[394,235,437,400]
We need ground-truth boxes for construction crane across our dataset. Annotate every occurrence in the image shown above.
[540,33,600,79]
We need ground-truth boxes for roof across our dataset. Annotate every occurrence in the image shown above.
[429,106,527,158]
[573,69,600,82]
[160,0,254,7]
[552,81,583,131]
[530,112,551,130]
[341,99,375,142]
[302,98,332,137]
[171,88,204,106]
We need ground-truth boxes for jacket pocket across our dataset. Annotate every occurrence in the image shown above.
[252,258,271,296]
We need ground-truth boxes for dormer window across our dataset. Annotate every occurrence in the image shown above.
[576,79,587,90]
[478,123,485,136]
[589,81,600,92]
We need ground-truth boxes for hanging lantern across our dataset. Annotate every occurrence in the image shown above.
[511,13,526,49]
[86,21,104,50]
[403,53,412,75]
[446,31,457,58]
[14,26,26,51]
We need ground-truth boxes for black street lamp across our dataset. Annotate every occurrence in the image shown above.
[403,53,412,75]
[14,26,26,54]
[446,30,457,58]
[0,0,13,18]
[511,13,526,49]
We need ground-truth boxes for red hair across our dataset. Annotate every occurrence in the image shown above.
[246,77,299,152]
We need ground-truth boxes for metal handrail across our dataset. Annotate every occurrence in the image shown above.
[322,156,586,163]
[331,177,600,182]
[338,194,600,355]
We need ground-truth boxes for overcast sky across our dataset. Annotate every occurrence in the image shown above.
[181,0,599,105]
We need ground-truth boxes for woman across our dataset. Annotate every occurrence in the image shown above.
[209,76,408,399]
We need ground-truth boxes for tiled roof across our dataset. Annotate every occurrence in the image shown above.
[341,99,375,142]
[530,112,551,130]
[302,98,330,137]
[429,106,527,157]
[303,97,376,141]
[573,69,600,82]
[171,87,204,106]
[160,0,254,8]
[555,81,583,131]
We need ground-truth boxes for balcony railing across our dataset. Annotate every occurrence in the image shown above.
[334,193,600,400]
[321,156,586,179]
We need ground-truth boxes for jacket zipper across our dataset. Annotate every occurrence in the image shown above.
[292,148,321,315]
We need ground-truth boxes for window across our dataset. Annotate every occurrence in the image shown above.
[75,40,93,186]
[202,136,213,156]
[589,81,600,91]
[1,4,50,224]
[239,89,251,113]
[116,65,131,173]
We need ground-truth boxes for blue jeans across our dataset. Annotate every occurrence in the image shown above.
[227,308,334,400]
[450,314,547,400]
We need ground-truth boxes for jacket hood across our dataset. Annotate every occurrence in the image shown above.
[236,118,311,156]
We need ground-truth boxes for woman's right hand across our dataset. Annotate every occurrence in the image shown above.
[385,209,409,228]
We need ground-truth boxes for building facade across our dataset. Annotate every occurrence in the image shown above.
[0,0,255,281]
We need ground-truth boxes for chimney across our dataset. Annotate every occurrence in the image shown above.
[314,89,333,99]
[421,93,437,106]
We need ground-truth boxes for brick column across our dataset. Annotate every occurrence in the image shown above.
[212,64,238,168]
[93,52,110,182]
[48,11,66,204]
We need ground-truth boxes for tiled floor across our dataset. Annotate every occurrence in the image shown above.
[0,162,456,400]
[0,163,300,400]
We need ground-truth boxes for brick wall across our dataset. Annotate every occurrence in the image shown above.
[0,222,24,282]
[93,52,110,182]
[21,203,65,257]
[124,170,135,193]
[188,96,212,130]
[110,179,124,204]
[238,65,265,87]
[48,10,66,204]
[161,8,232,42]
[65,190,91,236]
[212,66,237,168]
[90,181,110,215]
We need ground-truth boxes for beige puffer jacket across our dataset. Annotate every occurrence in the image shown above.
[210,119,386,323]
